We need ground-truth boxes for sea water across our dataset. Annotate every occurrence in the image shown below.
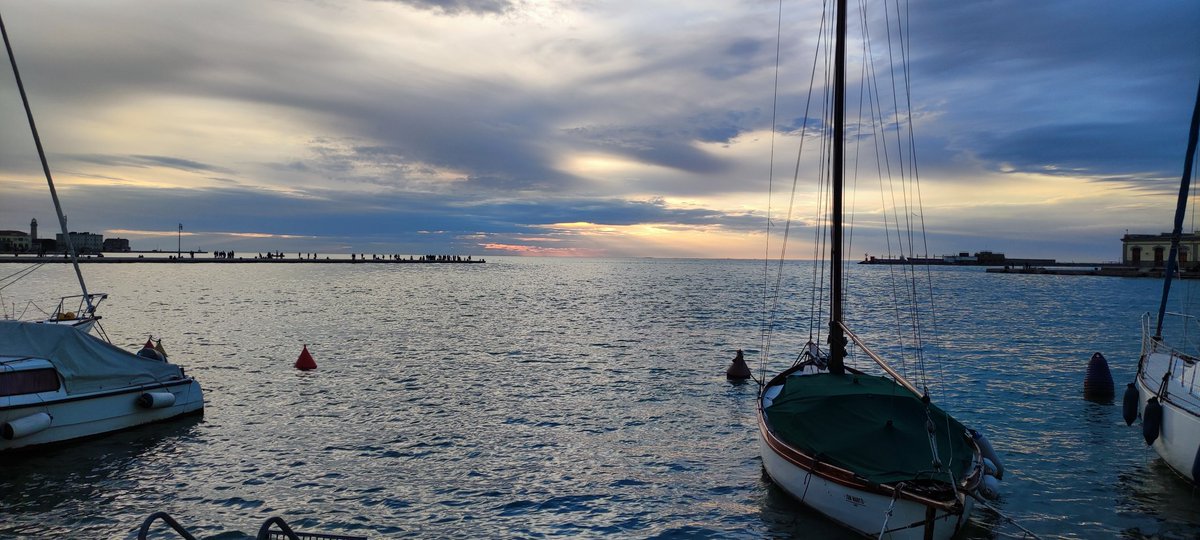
[0,258,1196,538]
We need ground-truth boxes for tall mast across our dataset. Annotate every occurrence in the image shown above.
[1155,79,1200,340]
[828,0,848,375]
[1,11,94,314]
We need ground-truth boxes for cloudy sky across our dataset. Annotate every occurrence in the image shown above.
[0,0,1197,260]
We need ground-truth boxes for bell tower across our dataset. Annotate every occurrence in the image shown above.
[30,218,37,242]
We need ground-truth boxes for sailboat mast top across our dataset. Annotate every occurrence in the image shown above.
[1155,79,1200,340]
[0,11,94,314]
[828,0,848,375]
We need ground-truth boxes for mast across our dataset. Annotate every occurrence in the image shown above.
[1155,79,1200,339]
[828,0,848,375]
[0,11,95,314]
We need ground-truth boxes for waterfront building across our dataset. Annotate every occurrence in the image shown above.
[1121,232,1200,269]
[0,230,31,252]
[55,231,103,253]
[102,238,131,252]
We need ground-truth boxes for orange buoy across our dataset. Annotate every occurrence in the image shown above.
[295,345,317,370]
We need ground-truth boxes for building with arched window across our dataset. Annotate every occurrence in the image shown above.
[1122,232,1200,269]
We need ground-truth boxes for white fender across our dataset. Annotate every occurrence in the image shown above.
[2,412,52,440]
[137,391,176,409]
[978,474,1001,500]
[971,429,1004,480]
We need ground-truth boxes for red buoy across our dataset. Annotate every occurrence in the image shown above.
[295,345,317,370]
[143,337,156,349]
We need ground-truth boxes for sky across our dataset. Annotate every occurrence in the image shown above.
[0,0,1197,260]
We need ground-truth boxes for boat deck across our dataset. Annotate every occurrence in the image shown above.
[764,372,974,485]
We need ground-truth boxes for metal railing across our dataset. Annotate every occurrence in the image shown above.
[136,512,367,540]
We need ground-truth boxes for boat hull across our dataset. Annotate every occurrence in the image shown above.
[0,378,203,451]
[1136,350,1200,482]
[758,424,972,540]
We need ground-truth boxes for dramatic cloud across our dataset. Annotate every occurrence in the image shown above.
[0,0,1196,259]
[374,0,514,16]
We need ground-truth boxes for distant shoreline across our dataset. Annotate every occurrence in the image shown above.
[0,256,485,264]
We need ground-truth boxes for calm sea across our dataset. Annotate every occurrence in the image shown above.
[0,258,1197,538]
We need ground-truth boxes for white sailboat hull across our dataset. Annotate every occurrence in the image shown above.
[759,432,973,539]
[0,379,203,451]
[1136,349,1200,482]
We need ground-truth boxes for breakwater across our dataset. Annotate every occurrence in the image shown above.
[0,255,485,264]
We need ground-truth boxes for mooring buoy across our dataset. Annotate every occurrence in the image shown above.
[726,349,751,380]
[295,344,317,371]
[1083,352,1114,401]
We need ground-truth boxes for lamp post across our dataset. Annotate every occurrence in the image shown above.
[177,223,182,259]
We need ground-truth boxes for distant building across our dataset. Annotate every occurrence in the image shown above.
[942,252,978,264]
[102,238,131,252]
[0,230,31,252]
[56,231,103,254]
[1121,232,1200,269]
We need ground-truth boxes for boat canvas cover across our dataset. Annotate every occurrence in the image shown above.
[0,321,184,394]
[766,372,973,485]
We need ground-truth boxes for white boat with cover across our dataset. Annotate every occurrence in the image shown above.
[0,9,204,450]
[1126,79,1200,484]
[0,321,203,450]
[754,0,1001,537]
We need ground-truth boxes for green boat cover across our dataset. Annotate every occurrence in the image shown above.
[766,372,974,485]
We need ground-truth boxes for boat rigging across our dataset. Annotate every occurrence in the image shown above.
[754,1,1007,537]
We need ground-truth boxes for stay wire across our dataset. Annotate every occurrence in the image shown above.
[0,263,42,290]
[879,0,923,387]
[859,0,912,380]
[765,0,831,369]
[761,0,784,382]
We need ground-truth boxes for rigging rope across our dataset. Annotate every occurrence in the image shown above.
[971,494,1043,539]
[0,263,43,291]
[763,0,833,371]
[761,0,785,384]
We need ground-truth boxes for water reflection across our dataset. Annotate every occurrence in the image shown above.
[0,415,203,534]
[0,261,1195,537]
[1116,460,1200,537]
[756,471,859,539]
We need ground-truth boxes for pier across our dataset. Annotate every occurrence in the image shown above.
[0,254,485,264]
[985,266,1199,278]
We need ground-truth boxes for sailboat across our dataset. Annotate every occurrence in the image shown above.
[756,1,999,538]
[1127,79,1200,484]
[0,11,204,451]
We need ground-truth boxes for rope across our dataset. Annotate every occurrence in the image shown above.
[799,458,819,501]
[761,0,832,373]
[877,482,906,539]
[759,0,784,386]
[971,494,1042,539]
[0,263,43,291]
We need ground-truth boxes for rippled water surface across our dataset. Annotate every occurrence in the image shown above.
[1,258,1198,538]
